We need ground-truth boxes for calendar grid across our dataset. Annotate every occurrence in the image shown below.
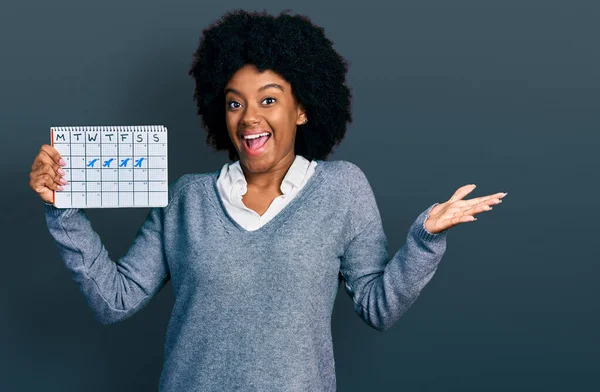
[50,125,168,208]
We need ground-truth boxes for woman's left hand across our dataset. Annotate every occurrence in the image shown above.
[424,184,507,234]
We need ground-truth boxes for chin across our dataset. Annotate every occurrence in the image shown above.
[239,155,273,172]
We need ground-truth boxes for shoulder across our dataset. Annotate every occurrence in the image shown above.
[321,160,380,237]
[320,159,364,176]
[322,159,371,190]
[165,172,215,210]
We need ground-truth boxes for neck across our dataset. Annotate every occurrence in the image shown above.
[240,153,295,192]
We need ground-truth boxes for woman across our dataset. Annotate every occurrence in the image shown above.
[28,9,506,391]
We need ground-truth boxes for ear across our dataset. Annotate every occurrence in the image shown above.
[295,103,307,126]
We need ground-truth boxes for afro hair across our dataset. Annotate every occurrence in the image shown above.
[188,9,353,162]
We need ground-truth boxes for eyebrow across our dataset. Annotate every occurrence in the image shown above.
[224,83,284,96]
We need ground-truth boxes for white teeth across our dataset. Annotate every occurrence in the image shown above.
[243,132,270,140]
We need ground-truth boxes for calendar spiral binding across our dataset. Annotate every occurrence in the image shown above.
[50,125,167,132]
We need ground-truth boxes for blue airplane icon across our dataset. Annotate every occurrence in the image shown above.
[103,158,114,167]
[86,159,99,168]
[119,158,130,167]
[134,157,145,168]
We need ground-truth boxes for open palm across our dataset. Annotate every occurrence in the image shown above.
[424,184,507,234]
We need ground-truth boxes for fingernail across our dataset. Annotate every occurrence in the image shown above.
[59,158,66,166]
[58,168,65,175]
[500,192,508,198]
[472,184,477,188]
[57,185,64,191]
[60,178,68,185]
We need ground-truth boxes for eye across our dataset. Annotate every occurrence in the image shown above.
[227,101,241,109]
[226,97,276,110]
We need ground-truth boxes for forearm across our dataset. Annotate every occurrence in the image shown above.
[44,204,168,324]
[342,204,448,332]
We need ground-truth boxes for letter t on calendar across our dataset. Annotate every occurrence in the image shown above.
[50,126,169,208]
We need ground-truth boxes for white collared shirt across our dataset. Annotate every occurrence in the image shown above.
[216,155,318,231]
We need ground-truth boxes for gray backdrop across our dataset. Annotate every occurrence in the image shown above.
[2,0,596,391]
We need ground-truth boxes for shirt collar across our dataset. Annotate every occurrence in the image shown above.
[225,155,311,200]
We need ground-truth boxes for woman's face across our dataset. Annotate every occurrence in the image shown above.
[224,64,306,175]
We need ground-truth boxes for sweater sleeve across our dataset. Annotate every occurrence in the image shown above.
[44,203,170,325]
[339,165,448,332]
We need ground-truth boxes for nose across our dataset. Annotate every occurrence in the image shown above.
[240,103,261,126]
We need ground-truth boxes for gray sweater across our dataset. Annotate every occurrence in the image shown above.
[44,159,448,391]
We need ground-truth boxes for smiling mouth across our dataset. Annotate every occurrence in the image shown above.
[243,134,271,150]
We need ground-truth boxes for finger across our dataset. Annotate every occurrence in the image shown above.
[30,161,61,180]
[439,213,476,229]
[30,165,66,188]
[31,148,55,170]
[447,184,477,204]
[30,171,64,193]
[41,144,65,166]
[458,202,498,222]
[454,214,476,225]
[441,202,488,224]
[32,144,65,170]
[461,192,506,207]
[31,154,65,176]
[455,215,477,224]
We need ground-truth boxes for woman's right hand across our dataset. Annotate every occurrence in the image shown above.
[29,144,68,204]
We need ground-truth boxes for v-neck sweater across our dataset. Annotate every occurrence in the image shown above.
[215,154,318,231]
[43,159,448,391]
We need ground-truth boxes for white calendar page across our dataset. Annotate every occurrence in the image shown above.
[50,125,168,208]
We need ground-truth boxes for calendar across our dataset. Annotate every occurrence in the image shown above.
[50,125,168,208]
